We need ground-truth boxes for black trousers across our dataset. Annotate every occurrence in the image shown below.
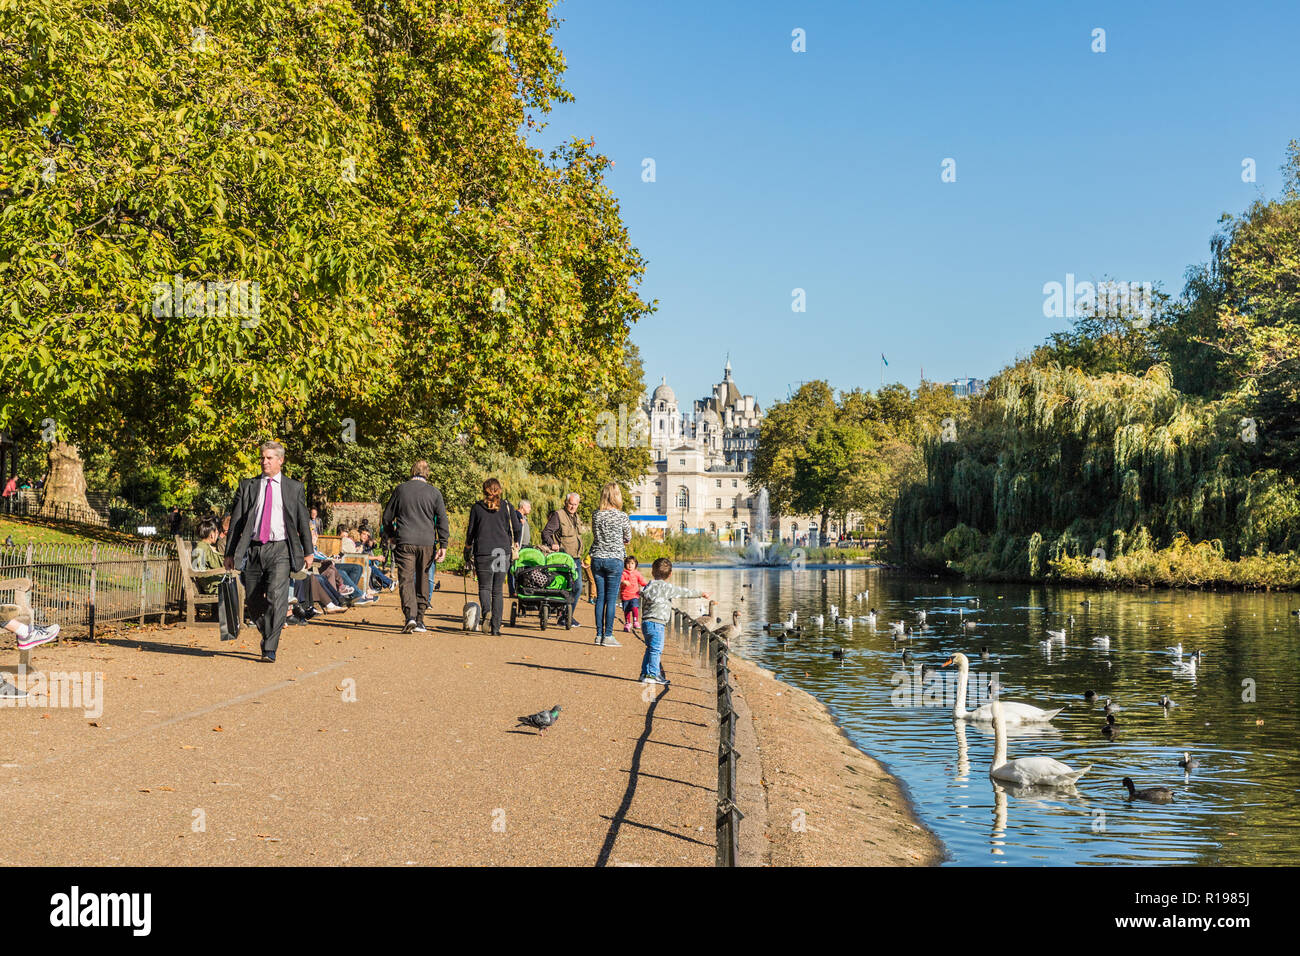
[474,555,506,631]
[394,544,436,624]
[243,540,290,656]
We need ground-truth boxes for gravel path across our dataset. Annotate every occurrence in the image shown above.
[0,585,715,865]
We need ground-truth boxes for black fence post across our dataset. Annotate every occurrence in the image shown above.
[88,542,98,641]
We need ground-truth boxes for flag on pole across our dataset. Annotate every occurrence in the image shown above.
[881,353,889,367]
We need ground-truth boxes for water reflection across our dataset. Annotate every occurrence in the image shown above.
[677,564,1300,865]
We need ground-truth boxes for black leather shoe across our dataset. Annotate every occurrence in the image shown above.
[261,651,276,663]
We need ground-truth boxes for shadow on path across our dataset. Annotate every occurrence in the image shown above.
[596,684,668,866]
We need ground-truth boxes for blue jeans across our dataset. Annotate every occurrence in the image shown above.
[335,562,365,593]
[426,561,437,597]
[640,620,665,680]
[591,556,624,638]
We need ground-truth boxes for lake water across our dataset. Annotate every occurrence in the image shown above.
[675,565,1300,866]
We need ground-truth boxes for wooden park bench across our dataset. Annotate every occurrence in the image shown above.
[175,536,244,624]
[314,534,373,593]
[0,574,41,668]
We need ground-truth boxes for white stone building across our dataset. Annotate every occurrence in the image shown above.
[629,362,765,543]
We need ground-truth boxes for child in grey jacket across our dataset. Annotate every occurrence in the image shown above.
[638,557,710,685]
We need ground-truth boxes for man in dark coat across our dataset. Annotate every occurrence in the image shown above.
[382,460,449,633]
[224,441,314,662]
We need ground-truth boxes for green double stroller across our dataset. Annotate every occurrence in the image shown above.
[510,547,577,630]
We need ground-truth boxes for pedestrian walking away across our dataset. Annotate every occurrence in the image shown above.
[464,478,520,636]
[382,459,449,633]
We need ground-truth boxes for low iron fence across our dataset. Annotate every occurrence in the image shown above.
[0,542,182,638]
[670,606,742,867]
[4,494,201,539]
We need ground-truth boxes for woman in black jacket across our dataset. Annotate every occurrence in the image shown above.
[463,477,520,635]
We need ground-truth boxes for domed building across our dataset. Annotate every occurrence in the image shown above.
[631,361,768,543]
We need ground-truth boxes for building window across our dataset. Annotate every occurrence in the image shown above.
[716,498,721,509]
[676,487,689,509]
[678,458,685,466]
[731,480,737,488]
[634,495,641,509]
[715,479,721,487]
[655,495,661,510]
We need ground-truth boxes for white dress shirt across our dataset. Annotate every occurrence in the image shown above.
[252,473,286,542]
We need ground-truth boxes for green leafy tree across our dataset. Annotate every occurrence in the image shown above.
[0,1,650,511]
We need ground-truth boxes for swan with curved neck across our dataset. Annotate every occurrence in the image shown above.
[943,652,1064,724]
[990,698,1091,787]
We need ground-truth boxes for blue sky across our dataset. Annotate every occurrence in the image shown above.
[532,0,1300,410]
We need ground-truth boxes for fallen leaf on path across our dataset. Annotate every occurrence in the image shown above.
[212,726,224,732]
[180,745,197,750]
[87,721,100,727]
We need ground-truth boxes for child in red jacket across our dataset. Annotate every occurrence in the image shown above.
[620,556,648,632]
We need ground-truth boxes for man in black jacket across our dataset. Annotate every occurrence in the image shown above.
[224,441,314,662]
[382,460,449,633]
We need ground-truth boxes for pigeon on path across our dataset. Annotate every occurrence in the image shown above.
[517,705,562,735]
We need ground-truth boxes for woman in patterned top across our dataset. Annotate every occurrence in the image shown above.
[590,482,632,646]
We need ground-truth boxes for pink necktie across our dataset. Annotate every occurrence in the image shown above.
[258,478,273,543]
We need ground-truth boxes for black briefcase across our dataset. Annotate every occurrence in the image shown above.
[217,574,241,642]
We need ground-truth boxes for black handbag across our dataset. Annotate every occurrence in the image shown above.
[217,574,241,642]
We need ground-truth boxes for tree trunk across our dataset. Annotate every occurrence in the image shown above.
[820,506,830,547]
[38,442,98,523]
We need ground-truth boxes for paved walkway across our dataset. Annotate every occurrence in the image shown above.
[0,583,716,865]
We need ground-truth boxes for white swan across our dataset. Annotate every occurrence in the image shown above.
[917,610,927,625]
[811,614,824,627]
[836,616,853,627]
[1046,628,1066,641]
[943,653,1064,724]
[1167,642,1183,657]
[989,698,1091,788]
[890,620,906,634]
[1093,634,1110,648]
[1174,656,1198,675]
[829,604,838,618]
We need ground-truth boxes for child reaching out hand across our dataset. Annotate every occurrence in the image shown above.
[637,557,709,686]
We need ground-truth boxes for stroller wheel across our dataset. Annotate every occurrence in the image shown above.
[510,602,517,628]
[539,605,548,630]
[564,605,573,629]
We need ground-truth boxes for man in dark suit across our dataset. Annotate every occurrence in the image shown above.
[381,460,449,633]
[224,441,314,662]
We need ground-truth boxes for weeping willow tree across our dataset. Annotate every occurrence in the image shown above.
[892,361,1300,584]
[895,144,1300,587]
